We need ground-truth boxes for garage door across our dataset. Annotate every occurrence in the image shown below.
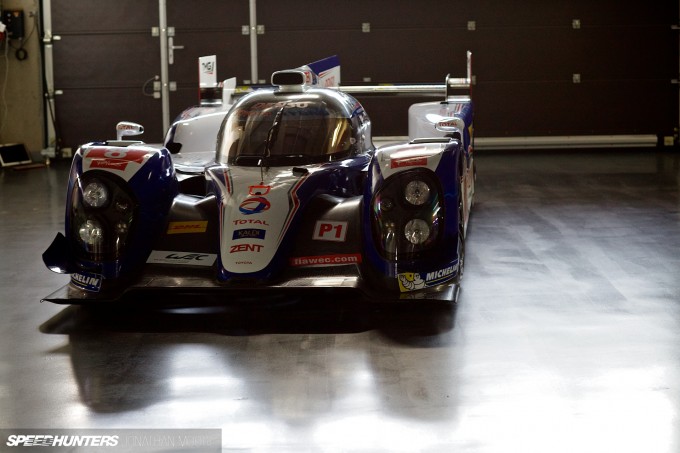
[50,1,678,147]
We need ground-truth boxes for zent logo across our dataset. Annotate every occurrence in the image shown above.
[230,244,264,253]
[239,197,270,215]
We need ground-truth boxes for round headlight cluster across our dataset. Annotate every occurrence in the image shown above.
[82,180,109,208]
[78,219,104,248]
[404,180,430,206]
[371,170,442,260]
[71,172,137,260]
[404,219,430,245]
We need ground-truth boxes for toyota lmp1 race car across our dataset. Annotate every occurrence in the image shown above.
[42,53,475,306]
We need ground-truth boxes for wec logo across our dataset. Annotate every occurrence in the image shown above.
[146,251,217,267]
[164,253,210,261]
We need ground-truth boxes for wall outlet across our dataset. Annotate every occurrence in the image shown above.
[2,10,24,40]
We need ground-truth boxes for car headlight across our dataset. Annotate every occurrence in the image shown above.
[371,169,442,260]
[404,180,430,206]
[379,197,394,212]
[78,219,104,251]
[404,219,430,245]
[71,171,137,260]
[82,180,109,208]
[383,221,397,255]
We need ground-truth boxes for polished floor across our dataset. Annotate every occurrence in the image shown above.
[1,149,680,452]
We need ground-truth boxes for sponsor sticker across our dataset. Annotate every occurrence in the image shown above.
[313,220,348,242]
[232,219,269,226]
[391,156,428,169]
[82,147,158,181]
[232,228,266,240]
[239,197,271,215]
[229,244,264,253]
[71,271,103,292]
[85,148,153,164]
[397,263,459,292]
[248,185,271,196]
[89,159,129,171]
[167,220,208,234]
[201,59,215,75]
[146,251,217,266]
[85,149,155,173]
[289,253,362,267]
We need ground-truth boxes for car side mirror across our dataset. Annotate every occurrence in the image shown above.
[435,117,463,133]
[116,122,145,141]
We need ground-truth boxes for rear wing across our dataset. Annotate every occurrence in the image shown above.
[200,51,472,104]
[293,52,472,99]
[338,51,472,100]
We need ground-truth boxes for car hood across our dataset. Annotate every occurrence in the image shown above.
[207,165,314,277]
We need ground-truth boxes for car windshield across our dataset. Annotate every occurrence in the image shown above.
[220,98,355,166]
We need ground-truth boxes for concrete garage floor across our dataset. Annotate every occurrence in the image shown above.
[1,149,680,452]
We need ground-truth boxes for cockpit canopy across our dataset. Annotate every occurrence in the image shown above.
[217,88,372,166]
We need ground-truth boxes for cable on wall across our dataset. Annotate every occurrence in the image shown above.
[0,9,39,139]
[8,10,36,61]
[0,36,9,137]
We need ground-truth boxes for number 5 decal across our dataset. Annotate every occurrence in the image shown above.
[313,220,347,242]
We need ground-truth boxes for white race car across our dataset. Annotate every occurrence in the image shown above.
[43,53,475,305]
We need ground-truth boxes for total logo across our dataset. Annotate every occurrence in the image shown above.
[239,196,270,215]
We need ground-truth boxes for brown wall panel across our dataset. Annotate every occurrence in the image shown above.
[255,0,677,138]
[51,1,678,146]
[52,0,163,146]
[166,0,250,117]
[475,79,676,137]
[55,89,163,149]
[166,0,248,29]
[53,34,159,88]
[167,29,251,119]
[51,1,158,32]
